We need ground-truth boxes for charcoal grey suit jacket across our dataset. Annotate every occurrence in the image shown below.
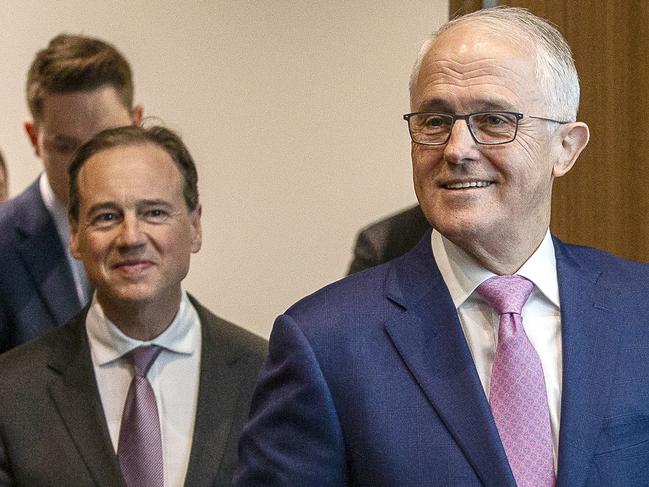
[347,204,430,275]
[0,296,267,487]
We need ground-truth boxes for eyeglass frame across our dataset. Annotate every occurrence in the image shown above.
[402,111,571,146]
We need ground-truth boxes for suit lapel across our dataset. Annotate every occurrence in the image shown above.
[15,183,80,325]
[384,235,516,486]
[184,300,242,487]
[47,313,124,487]
[554,240,621,487]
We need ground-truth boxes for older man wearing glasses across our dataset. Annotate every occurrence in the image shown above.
[235,7,649,486]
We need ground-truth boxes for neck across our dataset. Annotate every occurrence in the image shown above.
[455,226,548,276]
[97,291,182,341]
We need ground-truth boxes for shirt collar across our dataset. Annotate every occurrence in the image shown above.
[432,228,560,309]
[86,290,200,366]
[39,173,69,245]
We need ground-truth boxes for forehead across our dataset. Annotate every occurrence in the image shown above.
[412,24,541,111]
[77,143,183,206]
[37,87,131,135]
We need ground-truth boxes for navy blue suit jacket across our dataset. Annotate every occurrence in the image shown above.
[0,179,81,352]
[234,230,649,486]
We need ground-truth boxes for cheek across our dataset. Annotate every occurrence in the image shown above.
[79,235,111,264]
[412,146,434,179]
[157,228,193,258]
[513,134,552,174]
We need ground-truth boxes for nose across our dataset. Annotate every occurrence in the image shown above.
[443,119,480,165]
[116,213,146,248]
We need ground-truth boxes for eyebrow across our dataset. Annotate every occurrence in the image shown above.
[85,202,119,217]
[137,199,174,209]
[84,199,174,216]
[417,98,452,113]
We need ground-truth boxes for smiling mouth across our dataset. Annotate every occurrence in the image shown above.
[443,181,492,190]
[113,261,153,274]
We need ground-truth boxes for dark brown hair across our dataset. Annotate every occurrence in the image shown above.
[27,34,134,120]
[68,126,199,221]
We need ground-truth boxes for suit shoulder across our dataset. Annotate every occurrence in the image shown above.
[0,197,24,244]
[563,242,649,273]
[357,204,427,241]
[0,322,74,389]
[348,205,430,275]
[192,297,267,358]
[0,180,40,218]
[0,337,48,373]
[0,180,44,246]
[561,242,649,292]
[284,263,390,336]
[211,317,268,358]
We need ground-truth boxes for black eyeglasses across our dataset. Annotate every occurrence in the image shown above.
[403,111,570,146]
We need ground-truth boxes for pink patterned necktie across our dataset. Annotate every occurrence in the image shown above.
[117,346,164,487]
[476,275,555,487]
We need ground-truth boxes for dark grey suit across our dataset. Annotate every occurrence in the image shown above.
[347,204,430,275]
[0,296,267,487]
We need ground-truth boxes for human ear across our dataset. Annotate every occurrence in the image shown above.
[190,204,202,253]
[552,122,590,178]
[131,104,144,126]
[24,120,40,156]
[68,218,82,260]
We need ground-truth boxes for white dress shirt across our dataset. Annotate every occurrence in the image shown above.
[39,173,92,305]
[86,290,202,487]
[431,229,562,467]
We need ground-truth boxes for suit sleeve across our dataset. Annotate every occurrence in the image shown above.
[232,314,347,486]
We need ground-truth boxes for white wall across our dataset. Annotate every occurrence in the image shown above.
[0,1,448,337]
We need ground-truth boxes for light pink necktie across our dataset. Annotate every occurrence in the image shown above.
[117,345,164,487]
[477,275,555,487]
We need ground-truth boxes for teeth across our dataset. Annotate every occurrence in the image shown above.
[445,181,491,189]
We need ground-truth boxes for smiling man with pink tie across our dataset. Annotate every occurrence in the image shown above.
[235,7,649,486]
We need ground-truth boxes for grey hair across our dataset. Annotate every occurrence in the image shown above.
[409,7,580,121]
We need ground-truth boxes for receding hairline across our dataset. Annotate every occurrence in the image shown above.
[408,7,580,120]
[77,139,177,173]
[73,141,188,208]
[74,139,188,189]
[410,23,539,104]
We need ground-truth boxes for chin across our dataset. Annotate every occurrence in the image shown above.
[432,212,492,247]
[105,284,159,305]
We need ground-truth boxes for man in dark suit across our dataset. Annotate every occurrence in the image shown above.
[0,126,267,486]
[347,204,429,274]
[0,34,143,352]
[234,7,649,486]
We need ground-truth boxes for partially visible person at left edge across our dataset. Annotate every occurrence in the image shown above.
[0,125,267,486]
[0,149,8,202]
[0,34,143,352]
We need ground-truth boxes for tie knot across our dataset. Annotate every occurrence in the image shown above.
[476,275,533,315]
[127,346,162,378]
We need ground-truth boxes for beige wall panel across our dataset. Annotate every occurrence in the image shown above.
[0,1,449,337]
